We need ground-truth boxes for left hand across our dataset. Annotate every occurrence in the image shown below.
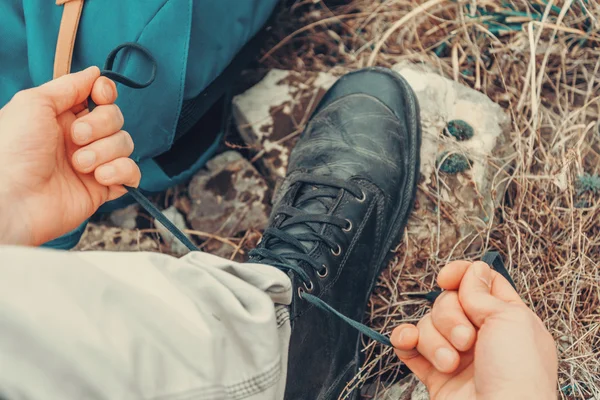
[0,67,141,246]
[391,261,557,399]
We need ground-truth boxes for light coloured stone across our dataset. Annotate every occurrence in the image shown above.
[153,205,192,256]
[108,204,138,230]
[366,375,429,400]
[391,62,511,261]
[188,151,270,238]
[233,69,337,180]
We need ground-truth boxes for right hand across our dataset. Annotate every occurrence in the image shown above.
[392,261,558,399]
[0,67,140,246]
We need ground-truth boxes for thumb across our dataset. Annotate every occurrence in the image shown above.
[458,261,507,328]
[35,66,100,114]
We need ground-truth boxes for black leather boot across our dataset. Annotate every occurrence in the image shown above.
[249,67,421,399]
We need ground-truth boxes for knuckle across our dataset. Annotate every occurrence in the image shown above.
[120,131,134,152]
[435,290,458,309]
[433,291,460,315]
[102,106,117,126]
[129,159,140,175]
[11,90,33,104]
[397,350,420,361]
[62,83,78,104]
[112,104,124,126]
[126,161,141,186]
[459,291,478,312]
[432,292,459,325]
[417,313,431,329]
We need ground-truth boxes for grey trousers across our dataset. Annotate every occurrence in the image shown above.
[0,247,292,400]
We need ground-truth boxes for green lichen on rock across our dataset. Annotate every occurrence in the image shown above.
[445,120,474,141]
[576,173,600,196]
[437,152,472,174]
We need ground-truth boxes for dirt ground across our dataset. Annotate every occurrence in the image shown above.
[81,1,600,399]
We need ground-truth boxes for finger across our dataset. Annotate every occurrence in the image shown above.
[439,260,523,305]
[431,291,477,352]
[392,324,419,358]
[416,314,460,374]
[71,104,125,145]
[437,260,472,290]
[95,157,141,190]
[36,66,100,114]
[72,130,134,174]
[90,76,118,106]
[458,262,508,328]
[391,325,435,384]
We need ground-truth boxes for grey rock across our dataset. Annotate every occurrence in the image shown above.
[188,151,270,237]
[391,62,511,263]
[409,382,429,400]
[233,69,338,181]
[108,204,138,230]
[367,375,429,400]
[154,205,192,256]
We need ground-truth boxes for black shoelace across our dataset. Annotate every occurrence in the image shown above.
[248,174,393,346]
[93,43,516,350]
[406,252,517,302]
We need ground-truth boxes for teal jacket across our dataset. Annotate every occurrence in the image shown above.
[0,0,277,191]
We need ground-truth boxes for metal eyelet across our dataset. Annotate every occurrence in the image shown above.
[343,219,353,232]
[331,244,342,256]
[297,287,305,298]
[357,190,366,203]
[317,265,329,278]
[304,280,314,292]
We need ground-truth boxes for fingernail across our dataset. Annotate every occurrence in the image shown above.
[451,325,472,350]
[396,328,408,344]
[434,347,456,371]
[473,261,492,287]
[97,165,116,181]
[76,150,96,168]
[73,122,92,143]
[102,82,113,101]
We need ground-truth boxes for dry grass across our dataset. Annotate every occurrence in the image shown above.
[260,0,600,398]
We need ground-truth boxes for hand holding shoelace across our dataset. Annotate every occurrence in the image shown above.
[392,261,558,399]
[0,67,140,246]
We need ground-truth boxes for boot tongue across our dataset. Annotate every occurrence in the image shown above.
[267,183,336,256]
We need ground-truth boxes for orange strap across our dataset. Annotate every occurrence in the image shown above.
[53,0,84,79]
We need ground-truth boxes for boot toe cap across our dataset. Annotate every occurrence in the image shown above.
[312,67,415,122]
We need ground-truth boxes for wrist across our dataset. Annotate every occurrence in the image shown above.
[0,190,33,246]
[487,387,556,400]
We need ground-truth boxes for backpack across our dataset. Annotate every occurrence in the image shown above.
[0,0,279,248]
